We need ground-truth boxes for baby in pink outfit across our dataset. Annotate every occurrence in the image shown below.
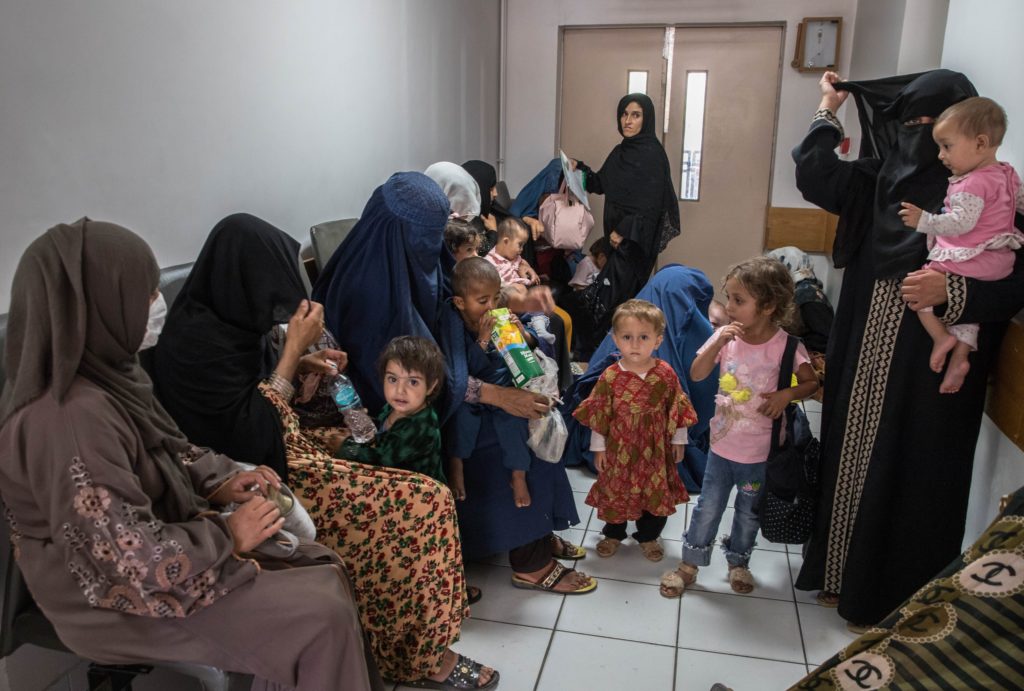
[900,96,1024,394]
[485,217,539,293]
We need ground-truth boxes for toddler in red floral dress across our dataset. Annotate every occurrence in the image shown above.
[574,299,697,562]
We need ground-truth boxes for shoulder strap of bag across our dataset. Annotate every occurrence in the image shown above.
[769,334,800,453]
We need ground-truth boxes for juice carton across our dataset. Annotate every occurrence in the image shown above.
[488,308,544,387]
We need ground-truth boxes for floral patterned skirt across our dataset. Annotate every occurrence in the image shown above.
[261,385,467,682]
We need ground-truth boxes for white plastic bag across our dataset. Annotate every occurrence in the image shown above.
[524,348,568,462]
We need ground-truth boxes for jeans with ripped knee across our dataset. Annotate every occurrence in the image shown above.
[681,450,766,568]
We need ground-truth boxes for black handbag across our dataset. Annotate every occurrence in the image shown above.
[758,335,821,545]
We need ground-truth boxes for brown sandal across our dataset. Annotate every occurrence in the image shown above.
[659,563,698,598]
[596,537,621,558]
[639,540,665,562]
[728,565,755,594]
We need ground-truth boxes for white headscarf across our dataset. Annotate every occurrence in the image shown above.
[766,246,817,284]
[424,162,481,220]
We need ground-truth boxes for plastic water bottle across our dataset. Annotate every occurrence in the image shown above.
[326,374,377,444]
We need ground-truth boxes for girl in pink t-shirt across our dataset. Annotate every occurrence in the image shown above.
[660,257,818,598]
[899,97,1024,394]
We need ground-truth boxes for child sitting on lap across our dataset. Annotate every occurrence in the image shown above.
[899,96,1024,394]
[485,217,540,293]
[336,335,447,482]
[446,258,534,508]
[445,219,483,263]
[575,299,697,562]
[661,257,818,598]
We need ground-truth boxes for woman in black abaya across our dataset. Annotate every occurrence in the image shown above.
[792,69,1024,627]
[570,93,680,355]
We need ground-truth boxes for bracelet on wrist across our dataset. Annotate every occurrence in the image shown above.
[812,108,845,140]
[266,372,295,401]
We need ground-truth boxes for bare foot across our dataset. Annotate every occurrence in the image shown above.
[427,648,495,686]
[940,357,970,394]
[929,332,957,372]
[448,457,466,500]
[511,470,531,507]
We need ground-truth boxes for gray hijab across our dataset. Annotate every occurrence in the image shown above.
[1,219,203,521]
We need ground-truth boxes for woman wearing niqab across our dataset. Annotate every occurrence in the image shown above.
[792,70,1024,626]
[0,219,380,690]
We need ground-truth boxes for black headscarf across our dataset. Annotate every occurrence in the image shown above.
[836,70,977,278]
[462,160,498,218]
[152,213,307,479]
[2,219,204,522]
[595,93,681,262]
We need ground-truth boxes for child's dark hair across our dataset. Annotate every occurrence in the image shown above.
[723,257,795,327]
[444,219,480,253]
[936,96,1007,146]
[611,299,666,336]
[496,216,528,242]
[589,237,610,257]
[451,256,500,298]
[376,336,446,403]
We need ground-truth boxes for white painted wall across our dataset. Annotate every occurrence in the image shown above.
[503,0,858,207]
[942,0,1024,543]
[897,0,949,74]
[0,0,500,310]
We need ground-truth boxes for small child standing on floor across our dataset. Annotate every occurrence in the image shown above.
[574,299,697,562]
[336,335,447,482]
[899,96,1024,394]
[661,257,818,597]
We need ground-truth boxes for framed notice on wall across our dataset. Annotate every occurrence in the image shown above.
[792,17,842,72]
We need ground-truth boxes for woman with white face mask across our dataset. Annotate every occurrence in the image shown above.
[0,218,381,690]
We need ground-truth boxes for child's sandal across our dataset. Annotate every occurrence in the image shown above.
[639,539,665,562]
[659,563,698,598]
[728,565,755,594]
[595,537,621,558]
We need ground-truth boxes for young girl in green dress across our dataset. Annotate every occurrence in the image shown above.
[337,336,447,482]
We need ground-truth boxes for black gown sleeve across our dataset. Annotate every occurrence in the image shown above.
[792,119,879,268]
[576,161,604,195]
[940,247,1024,326]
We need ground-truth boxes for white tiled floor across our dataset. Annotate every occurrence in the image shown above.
[392,409,859,691]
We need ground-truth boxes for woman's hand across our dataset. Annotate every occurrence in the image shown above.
[818,71,848,113]
[608,231,623,249]
[298,348,348,375]
[227,496,284,553]
[483,213,498,232]
[901,269,948,311]
[493,386,552,420]
[285,300,326,355]
[209,467,282,506]
[505,286,555,314]
[523,217,545,242]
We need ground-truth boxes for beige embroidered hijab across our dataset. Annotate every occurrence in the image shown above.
[1,219,204,521]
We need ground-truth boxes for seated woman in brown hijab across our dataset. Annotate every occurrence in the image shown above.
[0,219,381,691]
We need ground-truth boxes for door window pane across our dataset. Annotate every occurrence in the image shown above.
[680,71,707,201]
[627,70,648,95]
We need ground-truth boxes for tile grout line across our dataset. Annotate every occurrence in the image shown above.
[532,583,568,691]
[786,548,812,669]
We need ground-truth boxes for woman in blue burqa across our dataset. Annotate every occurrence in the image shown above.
[562,264,718,493]
[315,171,596,595]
